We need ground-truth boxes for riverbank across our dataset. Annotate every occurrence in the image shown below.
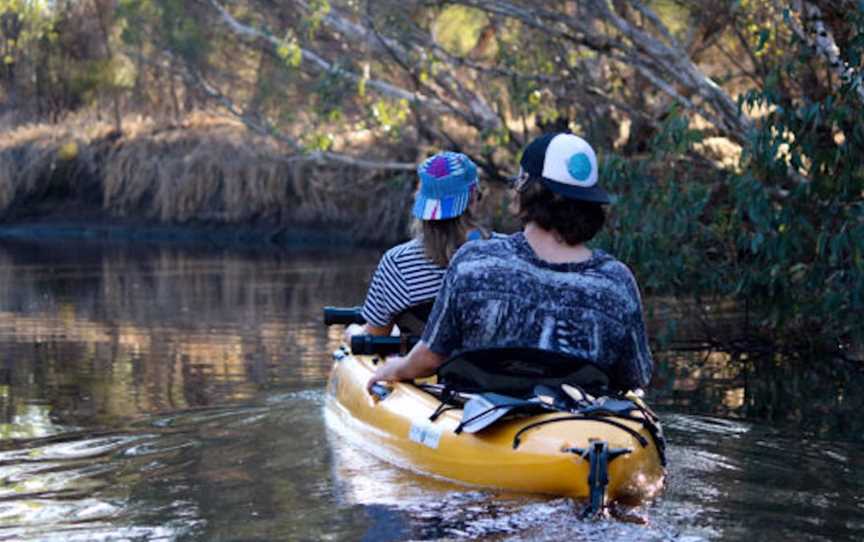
[0,113,427,246]
[0,219,360,247]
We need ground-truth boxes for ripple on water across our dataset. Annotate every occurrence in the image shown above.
[0,521,197,542]
[324,405,682,541]
[0,408,269,541]
[663,413,751,437]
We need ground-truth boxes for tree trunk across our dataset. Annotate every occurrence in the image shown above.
[93,0,123,134]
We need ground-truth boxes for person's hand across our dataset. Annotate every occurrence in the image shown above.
[366,356,400,393]
[344,323,365,344]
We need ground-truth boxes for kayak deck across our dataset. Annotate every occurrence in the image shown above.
[325,350,665,503]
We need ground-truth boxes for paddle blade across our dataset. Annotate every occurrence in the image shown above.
[533,384,572,411]
[580,398,637,416]
[561,383,594,404]
[459,393,523,434]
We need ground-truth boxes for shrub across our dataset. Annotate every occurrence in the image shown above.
[596,11,864,355]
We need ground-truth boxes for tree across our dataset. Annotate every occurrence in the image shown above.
[182,0,863,351]
[0,0,861,352]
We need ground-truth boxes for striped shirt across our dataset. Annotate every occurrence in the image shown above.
[361,238,447,327]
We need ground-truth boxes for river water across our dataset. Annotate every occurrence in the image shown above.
[0,239,860,541]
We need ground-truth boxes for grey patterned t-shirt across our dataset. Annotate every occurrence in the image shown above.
[421,232,653,391]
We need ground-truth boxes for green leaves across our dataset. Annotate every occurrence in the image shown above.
[599,64,864,350]
[756,28,771,53]
[650,107,705,158]
[370,98,409,135]
[431,5,489,57]
[276,35,303,68]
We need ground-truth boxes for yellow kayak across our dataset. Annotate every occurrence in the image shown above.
[324,346,666,508]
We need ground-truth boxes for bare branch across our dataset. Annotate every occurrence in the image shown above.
[620,54,730,131]
[629,0,683,50]
[589,0,750,136]
[208,0,453,117]
[163,50,416,171]
[780,0,864,104]
[446,0,752,141]
[299,0,501,130]
[441,0,627,61]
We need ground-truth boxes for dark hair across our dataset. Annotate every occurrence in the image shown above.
[517,179,606,245]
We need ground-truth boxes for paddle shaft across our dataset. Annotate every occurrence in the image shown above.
[350,334,419,356]
[323,306,366,326]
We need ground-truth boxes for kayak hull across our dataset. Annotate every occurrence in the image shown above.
[325,351,665,502]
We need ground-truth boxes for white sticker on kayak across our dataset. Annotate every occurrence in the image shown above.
[409,420,442,449]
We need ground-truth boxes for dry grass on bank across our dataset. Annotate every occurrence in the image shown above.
[0,120,102,212]
[0,113,415,243]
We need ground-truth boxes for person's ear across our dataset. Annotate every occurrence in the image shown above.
[468,186,482,210]
[507,190,520,216]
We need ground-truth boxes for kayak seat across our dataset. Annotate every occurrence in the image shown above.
[392,301,434,335]
[436,347,610,398]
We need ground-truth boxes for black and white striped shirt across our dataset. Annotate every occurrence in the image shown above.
[361,238,447,327]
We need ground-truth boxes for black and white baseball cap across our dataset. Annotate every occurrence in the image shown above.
[518,133,610,204]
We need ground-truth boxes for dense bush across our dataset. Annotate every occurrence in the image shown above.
[0,1,862,356]
[597,8,864,354]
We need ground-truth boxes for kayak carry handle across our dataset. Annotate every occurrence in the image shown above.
[369,383,393,400]
[350,335,419,356]
[323,306,366,326]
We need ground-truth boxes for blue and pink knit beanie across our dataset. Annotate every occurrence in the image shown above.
[412,152,478,220]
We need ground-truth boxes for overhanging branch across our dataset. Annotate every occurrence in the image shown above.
[168,52,415,171]
[781,0,864,104]
[208,0,453,117]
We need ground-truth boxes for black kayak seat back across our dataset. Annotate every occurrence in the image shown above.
[436,347,610,398]
[392,301,434,335]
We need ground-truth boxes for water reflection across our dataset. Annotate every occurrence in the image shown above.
[0,238,859,541]
[0,240,372,433]
[653,346,864,441]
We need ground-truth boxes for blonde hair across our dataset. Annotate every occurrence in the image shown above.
[412,204,486,267]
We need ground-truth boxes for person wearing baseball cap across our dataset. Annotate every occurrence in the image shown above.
[368,133,653,394]
[348,151,492,340]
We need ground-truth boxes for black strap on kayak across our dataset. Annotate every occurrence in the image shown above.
[417,384,471,422]
[429,402,459,422]
[627,400,667,467]
[511,415,648,450]
[392,301,434,335]
[419,380,665,465]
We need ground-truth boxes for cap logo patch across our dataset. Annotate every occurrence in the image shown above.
[426,155,452,178]
[567,152,592,183]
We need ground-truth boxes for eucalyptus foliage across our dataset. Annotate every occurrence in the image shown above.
[597,7,864,352]
[1,0,862,355]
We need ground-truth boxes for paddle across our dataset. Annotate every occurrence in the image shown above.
[533,384,574,410]
[561,383,595,405]
[323,306,366,326]
[578,397,638,416]
[456,393,538,434]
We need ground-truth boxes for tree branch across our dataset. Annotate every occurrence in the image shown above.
[629,0,683,50]
[781,0,864,104]
[161,50,416,171]
[445,0,752,141]
[208,0,454,117]
[589,0,751,137]
[299,0,501,130]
